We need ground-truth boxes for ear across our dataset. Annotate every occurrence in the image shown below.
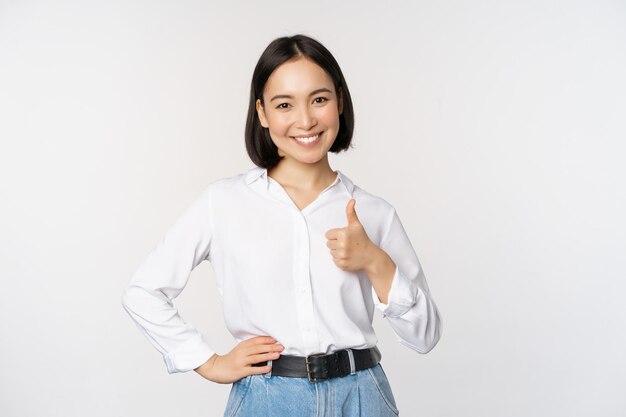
[256,99,269,128]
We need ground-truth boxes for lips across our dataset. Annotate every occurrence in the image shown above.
[291,131,323,145]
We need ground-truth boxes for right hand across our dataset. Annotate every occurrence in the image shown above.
[194,336,284,384]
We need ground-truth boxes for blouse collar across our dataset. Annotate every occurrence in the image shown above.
[244,166,354,197]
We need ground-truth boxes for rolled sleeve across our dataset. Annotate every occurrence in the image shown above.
[374,206,443,353]
[163,333,215,374]
[371,265,418,318]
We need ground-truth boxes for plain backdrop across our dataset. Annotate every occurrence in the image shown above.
[1,1,625,416]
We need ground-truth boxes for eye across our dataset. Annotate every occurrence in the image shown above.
[276,103,291,109]
[313,97,329,104]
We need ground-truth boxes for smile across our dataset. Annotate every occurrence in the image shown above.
[291,132,323,145]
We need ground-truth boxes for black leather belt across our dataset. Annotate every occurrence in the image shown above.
[252,346,381,383]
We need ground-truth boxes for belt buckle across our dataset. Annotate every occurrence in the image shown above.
[305,352,328,383]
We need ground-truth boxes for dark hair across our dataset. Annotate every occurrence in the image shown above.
[245,34,355,169]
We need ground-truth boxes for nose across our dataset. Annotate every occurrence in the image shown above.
[295,105,317,131]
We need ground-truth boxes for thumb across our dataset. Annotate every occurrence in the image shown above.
[346,199,360,226]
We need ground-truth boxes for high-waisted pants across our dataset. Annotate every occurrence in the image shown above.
[222,362,400,417]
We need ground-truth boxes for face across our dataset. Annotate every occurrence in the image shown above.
[256,57,343,166]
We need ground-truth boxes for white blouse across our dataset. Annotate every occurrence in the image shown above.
[121,166,442,374]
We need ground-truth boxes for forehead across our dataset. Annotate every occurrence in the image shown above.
[264,57,335,95]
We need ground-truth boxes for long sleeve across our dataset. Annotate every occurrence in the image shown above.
[121,185,215,374]
[371,207,442,353]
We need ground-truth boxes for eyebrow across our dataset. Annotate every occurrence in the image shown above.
[269,88,333,102]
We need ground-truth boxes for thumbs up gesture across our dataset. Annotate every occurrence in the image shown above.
[324,199,376,272]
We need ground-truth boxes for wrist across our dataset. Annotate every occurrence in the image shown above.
[364,244,386,275]
[195,353,218,375]
[364,245,396,305]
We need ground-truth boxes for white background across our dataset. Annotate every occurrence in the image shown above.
[1,1,625,416]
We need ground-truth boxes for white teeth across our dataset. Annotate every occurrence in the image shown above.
[293,134,319,143]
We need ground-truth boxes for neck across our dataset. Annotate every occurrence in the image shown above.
[267,157,336,191]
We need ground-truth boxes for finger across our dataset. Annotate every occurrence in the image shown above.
[333,258,348,270]
[248,364,273,375]
[247,336,276,346]
[329,228,349,239]
[345,199,360,225]
[325,228,340,240]
[248,343,284,355]
[248,351,281,364]
[328,236,348,250]
[330,250,345,261]
[326,240,340,250]
[329,228,349,240]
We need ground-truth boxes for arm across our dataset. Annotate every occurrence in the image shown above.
[367,207,442,353]
[121,185,215,373]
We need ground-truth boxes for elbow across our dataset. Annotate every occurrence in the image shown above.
[399,309,442,354]
[121,285,139,313]
[121,287,131,312]
[421,310,443,353]
[418,321,442,354]
[403,328,441,354]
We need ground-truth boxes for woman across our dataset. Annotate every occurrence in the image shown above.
[122,34,442,416]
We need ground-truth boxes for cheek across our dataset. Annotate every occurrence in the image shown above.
[318,107,341,128]
[266,113,292,134]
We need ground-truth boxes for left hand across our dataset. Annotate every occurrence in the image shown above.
[325,199,376,272]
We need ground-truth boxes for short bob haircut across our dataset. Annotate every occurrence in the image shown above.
[245,34,355,169]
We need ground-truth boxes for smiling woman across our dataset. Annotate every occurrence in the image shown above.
[256,58,342,168]
[244,35,354,173]
[121,33,442,417]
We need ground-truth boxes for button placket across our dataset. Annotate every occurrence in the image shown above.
[292,211,318,351]
[266,174,333,351]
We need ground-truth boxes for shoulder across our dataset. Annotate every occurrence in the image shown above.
[340,171,396,215]
[199,167,256,197]
[353,185,394,210]
[341,176,399,244]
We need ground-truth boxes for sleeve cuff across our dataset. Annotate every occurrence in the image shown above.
[163,333,215,374]
[372,265,418,318]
